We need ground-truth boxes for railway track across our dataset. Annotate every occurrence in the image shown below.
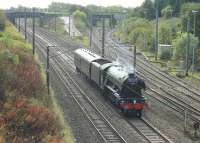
[19,23,175,142]
[137,71,200,118]
[20,26,128,143]
[105,30,200,96]
[55,48,174,143]
[53,47,173,143]
[115,41,200,103]
[53,49,173,143]
[127,118,172,143]
[53,58,127,143]
[136,69,200,126]
[103,32,200,121]
[38,27,174,143]
[116,46,200,120]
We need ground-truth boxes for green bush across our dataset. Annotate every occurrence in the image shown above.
[12,55,19,65]
[161,5,173,18]
[172,32,199,64]
[72,10,88,33]
[181,3,200,42]
[0,33,13,48]
[5,23,25,42]
[13,40,31,49]
[116,17,153,50]
[0,49,19,65]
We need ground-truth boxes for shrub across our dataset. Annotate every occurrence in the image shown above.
[161,5,173,18]
[4,23,24,42]
[72,10,88,33]
[0,33,13,48]
[10,62,44,97]
[4,98,62,142]
[13,40,31,49]
[172,32,199,63]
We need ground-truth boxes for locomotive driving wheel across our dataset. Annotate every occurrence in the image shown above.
[136,110,142,118]
[121,109,128,116]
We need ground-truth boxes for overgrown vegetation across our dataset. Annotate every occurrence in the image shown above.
[72,10,88,34]
[12,1,200,77]
[0,13,73,143]
[114,0,200,77]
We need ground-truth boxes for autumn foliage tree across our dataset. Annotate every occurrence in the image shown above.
[1,97,62,142]
[11,62,44,97]
[0,20,66,143]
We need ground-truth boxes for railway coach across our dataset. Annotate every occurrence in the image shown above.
[74,48,146,117]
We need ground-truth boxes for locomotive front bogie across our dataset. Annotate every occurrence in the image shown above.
[119,98,145,114]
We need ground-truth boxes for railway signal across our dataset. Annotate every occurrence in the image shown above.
[47,45,50,95]
[89,14,114,56]
[46,45,71,95]
[155,0,159,61]
[18,17,21,32]
[133,45,136,74]
[186,17,191,76]
[192,10,198,77]
[69,15,71,36]
[102,18,105,57]
[24,8,27,40]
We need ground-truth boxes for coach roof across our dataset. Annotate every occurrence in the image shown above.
[74,48,102,62]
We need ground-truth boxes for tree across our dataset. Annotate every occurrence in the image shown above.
[159,23,172,44]
[161,5,173,18]
[141,0,155,20]
[73,10,87,24]
[172,32,199,65]
[181,3,200,42]
[72,10,88,33]
[158,18,181,44]
[117,17,153,50]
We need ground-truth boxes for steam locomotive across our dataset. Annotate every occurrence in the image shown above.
[74,48,146,117]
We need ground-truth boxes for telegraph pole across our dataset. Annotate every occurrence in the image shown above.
[54,16,57,32]
[186,18,190,76]
[18,17,21,32]
[89,16,93,48]
[32,8,36,55]
[155,0,159,61]
[192,10,198,76]
[102,18,105,58]
[69,15,71,36]
[46,46,50,95]
[133,45,136,74]
[24,8,27,40]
